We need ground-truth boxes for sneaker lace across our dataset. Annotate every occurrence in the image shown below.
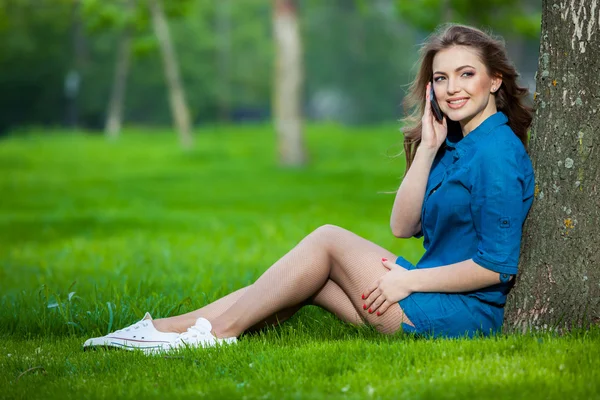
[175,325,211,345]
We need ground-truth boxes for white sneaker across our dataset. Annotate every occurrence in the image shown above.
[83,312,179,354]
[169,317,237,350]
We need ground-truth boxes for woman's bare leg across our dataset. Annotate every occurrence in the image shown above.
[206,224,413,337]
[153,279,365,333]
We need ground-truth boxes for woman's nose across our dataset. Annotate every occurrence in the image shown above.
[446,79,460,94]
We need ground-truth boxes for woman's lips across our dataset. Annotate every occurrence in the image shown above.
[447,98,469,109]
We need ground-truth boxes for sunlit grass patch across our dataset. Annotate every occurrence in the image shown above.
[1,125,598,399]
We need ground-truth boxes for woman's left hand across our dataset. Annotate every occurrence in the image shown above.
[362,258,413,316]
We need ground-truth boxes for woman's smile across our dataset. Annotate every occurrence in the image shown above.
[446,97,469,109]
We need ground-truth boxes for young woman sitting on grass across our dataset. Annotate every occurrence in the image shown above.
[84,23,535,353]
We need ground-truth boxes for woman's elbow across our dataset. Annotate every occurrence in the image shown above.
[390,224,411,238]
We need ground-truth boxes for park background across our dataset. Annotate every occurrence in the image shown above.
[1,0,598,399]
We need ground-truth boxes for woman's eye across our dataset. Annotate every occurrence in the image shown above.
[433,72,471,82]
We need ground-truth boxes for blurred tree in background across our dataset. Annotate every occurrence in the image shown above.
[0,0,541,135]
[82,0,273,131]
[104,0,135,139]
[273,0,306,166]
[148,0,193,147]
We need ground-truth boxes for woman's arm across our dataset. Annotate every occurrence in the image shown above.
[363,258,510,315]
[390,146,437,238]
[405,259,512,293]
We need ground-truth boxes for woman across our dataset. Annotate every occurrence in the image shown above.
[83,23,535,353]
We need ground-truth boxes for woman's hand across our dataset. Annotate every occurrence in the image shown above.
[421,82,448,152]
[362,258,413,316]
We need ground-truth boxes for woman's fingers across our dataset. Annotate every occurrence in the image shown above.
[363,286,381,310]
[367,295,387,314]
[422,82,436,148]
[423,82,432,119]
[433,115,448,146]
[361,280,379,303]
[375,300,394,316]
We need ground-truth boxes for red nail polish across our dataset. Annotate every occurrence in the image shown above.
[361,294,365,300]
[377,312,380,316]
[382,258,388,262]
[369,308,372,313]
[363,304,367,310]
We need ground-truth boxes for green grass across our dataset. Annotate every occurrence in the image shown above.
[1,124,598,399]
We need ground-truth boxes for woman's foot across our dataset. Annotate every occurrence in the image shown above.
[82,312,179,354]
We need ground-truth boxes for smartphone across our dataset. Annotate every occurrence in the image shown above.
[430,81,444,122]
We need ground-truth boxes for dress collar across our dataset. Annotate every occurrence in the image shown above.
[444,111,508,158]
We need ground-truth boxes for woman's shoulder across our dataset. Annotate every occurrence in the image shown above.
[474,126,534,178]
[483,123,530,156]
[483,123,524,150]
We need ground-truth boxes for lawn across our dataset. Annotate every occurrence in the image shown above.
[1,124,598,399]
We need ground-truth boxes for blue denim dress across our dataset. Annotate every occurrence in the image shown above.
[398,111,535,338]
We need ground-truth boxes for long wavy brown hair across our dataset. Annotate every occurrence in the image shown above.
[400,23,533,177]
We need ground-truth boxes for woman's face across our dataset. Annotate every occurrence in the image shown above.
[431,45,502,134]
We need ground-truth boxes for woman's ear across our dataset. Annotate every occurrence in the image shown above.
[491,74,503,93]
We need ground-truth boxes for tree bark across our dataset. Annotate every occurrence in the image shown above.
[149,0,193,148]
[273,0,307,166]
[506,0,600,333]
[105,0,135,139]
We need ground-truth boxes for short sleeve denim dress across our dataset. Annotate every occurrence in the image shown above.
[396,111,535,338]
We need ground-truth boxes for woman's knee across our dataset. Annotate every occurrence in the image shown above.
[310,224,345,247]
[313,224,343,235]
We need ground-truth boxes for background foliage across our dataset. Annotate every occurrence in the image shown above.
[0,0,541,133]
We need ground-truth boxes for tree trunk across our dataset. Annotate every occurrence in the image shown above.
[105,0,135,139]
[149,0,193,148]
[216,0,231,122]
[506,0,600,333]
[273,0,307,166]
